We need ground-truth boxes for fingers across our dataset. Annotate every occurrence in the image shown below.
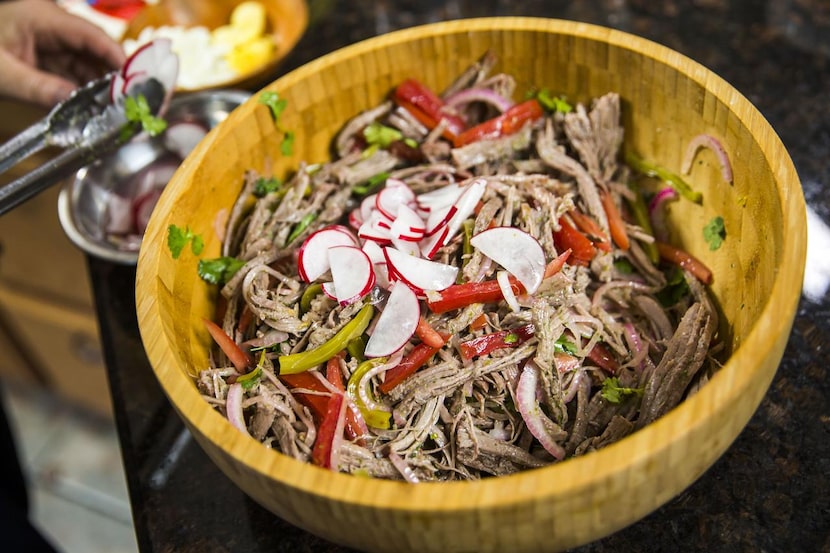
[40,3,126,71]
[0,49,77,107]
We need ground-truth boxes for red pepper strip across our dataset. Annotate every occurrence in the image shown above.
[544,248,572,278]
[587,342,619,374]
[553,217,596,266]
[394,79,465,138]
[655,241,713,285]
[415,316,447,348]
[459,323,536,361]
[202,318,253,373]
[600,189,630,251]
[279,372,365,440]
[311,392,343,468]
[453,99,544,147]
[568,209,612,252]
[378,342,441,394]
[426,277,523,314]
[325,354,345,392]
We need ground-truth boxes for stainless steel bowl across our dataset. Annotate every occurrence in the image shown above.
[58,89,251,264]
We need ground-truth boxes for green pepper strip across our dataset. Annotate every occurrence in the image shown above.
[625,180,660,264]
[625,151,703,204]
[299,283,323,314]
[286,212,318,245]
[347,358,392,429]
[278,304,374,375]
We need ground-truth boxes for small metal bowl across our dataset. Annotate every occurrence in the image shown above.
[58,89,251,265]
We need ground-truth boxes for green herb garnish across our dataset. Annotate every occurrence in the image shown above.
[197,256,245,285]
[259,91,294,155]
[553,336,578,355]
[656,265,691,306]
[286,212,317,245]
[600,377,644,404]
[535,89,573,113]
[253,176,283,197]
[703,216,726,251]
[167,224,204,259]
[124,94,167,136]
[353,171,390,196]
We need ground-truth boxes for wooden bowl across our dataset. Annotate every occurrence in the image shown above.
[123,0,308,91]
[136,18,807,553]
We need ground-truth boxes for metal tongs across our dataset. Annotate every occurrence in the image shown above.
[0,73,166,216]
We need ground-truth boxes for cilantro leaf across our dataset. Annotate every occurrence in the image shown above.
[253,176,283,197]
[167,224,203,259]
[198,256,245,285]
[259,91,294,156]
[703,216,726,251]
[656,265,691,306]
[124,94,167,137]
[281,130,295,156]
[535,89,573,113]
[600,377,644,404]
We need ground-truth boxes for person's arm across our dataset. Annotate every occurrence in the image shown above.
[0,0,125,107]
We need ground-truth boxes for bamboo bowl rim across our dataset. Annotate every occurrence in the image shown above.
[137,16,806,524]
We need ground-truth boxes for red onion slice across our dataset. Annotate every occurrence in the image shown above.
[444,87,514,113]
[225,383,249,436]
[516,362,565,460]
[680,133,733,184]
[647,186,679,243]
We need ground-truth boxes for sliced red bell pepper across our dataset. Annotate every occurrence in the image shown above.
[544,248,572,278]
[553,217,597,266]
[426,277,523,314]
[655,241,713,285]
[325,354,345,392]
[459,323,536,361]
[568,209,612,253]
[202,318,253,373]
[311,392,343,469]
[600,189,630,251]
[453,99,544,147]
[280,372,365,440]
[394,79,466,139]
[415,316,447,348]
[378,342,442,394]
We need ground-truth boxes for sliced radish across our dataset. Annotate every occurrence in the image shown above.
[357,211,393,245]
[384,247,458,293]
[297,226,360,282]
[424,203,456,236]
[375,182,416,220]
[105,192,134,234]
[348,208,364,230]
[364,281,420,358]
[442,178,487,245]
[328,246,375,305]
[470,226,546,294]
[361,240,385,264]
[133,188,163,234]
[163,121,208,159]
[373,262,391,290]
[416,183,464,211]
[390,204,426,242]
[420,225,449,259]
[321,282,338,301]
[391,234,421,258]
[360,194,378,222]
[111,38,178,114]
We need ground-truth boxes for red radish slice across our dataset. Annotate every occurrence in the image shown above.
[373,262,390,290]
[416,183,464,210]
[348,208,363,230]
[328,246,375,306]
[321,282,338,301]
[297,226,361,282]
[384,247,458,293]
[424,203,456,236]
[361,240,385,264]
[391,234,421,258]
[364,281,420,358]
[375,182,416,219]
[357,211,393,245]
[112,38,178,113]
[442,178,487,245]
[390,204,426,241]
[164,121,208,159]
[133,188,162,234]
[105,192,134,234]
[470,226,546,294]
[360,194,378,222]
[420,225,449,259]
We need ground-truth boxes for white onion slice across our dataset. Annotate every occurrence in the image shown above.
[515,363,565,460]
[225,383,249,436]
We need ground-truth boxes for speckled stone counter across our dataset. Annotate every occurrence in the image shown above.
[87,1,830,551]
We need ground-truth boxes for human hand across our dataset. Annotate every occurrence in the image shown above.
[0,0,126,108]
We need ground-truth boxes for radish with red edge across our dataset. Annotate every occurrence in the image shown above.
[391,204,426,242]
[424,203,456,236]
[348,208,363,230]
[321,282,337,301]
[328,245,375,306]
[470,226,546,294]
[357,211,393,245]
[416,183,464,211]
[364,281,420,358]
[442,178,487,245]
[375,182,416,219]
[361,240,385,264]
[110,38,178,113]
[391,234,421,258]
[384,246,458,293]
[360,194,378,222]
[164,121,208,159]
[420,225,449,259]
[297,226,360,282]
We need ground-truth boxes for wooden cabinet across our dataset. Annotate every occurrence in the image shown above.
[0,99,112,417]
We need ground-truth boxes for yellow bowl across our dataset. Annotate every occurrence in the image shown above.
[123,0,308,92]
[136,18,807,553]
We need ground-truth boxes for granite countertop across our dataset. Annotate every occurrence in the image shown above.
[87,0,830,551]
